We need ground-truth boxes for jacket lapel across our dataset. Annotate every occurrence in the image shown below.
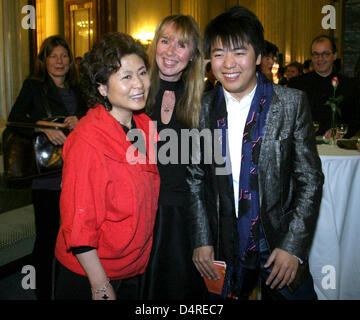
[209,85,235,203]
[258,88,283,210]
[262,89,281,140]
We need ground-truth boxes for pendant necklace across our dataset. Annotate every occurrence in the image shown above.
[162,105,174,113]
[161,90,175,124]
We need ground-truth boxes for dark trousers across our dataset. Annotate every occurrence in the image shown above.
[211,227,317,301]
[32,189,61,300]
[54,261,141,300]
[234,227,317,300]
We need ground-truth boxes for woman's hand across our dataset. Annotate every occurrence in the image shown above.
[41,129,67,145]
[92,281,116,300]
[76,249,116,300]
[64,116,79,130]
[36,120,68,146]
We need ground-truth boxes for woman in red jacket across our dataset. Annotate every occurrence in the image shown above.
[54,33,160,300]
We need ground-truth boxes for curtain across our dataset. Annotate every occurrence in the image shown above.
[0,0,29,125]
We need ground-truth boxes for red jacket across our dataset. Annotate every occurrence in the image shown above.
[55,105,160,280]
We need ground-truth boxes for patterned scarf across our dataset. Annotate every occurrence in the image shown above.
[222,72,273,298]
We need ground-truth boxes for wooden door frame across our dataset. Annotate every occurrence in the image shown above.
[63,0,117,55]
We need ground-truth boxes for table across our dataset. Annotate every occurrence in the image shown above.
[309,144,360,300]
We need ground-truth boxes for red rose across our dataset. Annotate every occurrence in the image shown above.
[331,76,339,89]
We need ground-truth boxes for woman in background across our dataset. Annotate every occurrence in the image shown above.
[8,35,86,300]
[140,14,207,300]
[54,32,160,300]
[260,40,278,82]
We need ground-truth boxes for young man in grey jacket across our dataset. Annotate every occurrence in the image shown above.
[187,6,324,300]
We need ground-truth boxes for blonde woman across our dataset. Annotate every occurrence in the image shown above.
[140,14,207,300]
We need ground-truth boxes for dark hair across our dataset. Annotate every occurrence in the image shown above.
[204,6,264,59]
[205,61,212,73]
[263,40,278,57]
[311,35,337,53]
[32,35,78,88]
[286,61,303,74]
[80,32,149,109]
[278,66,285,77]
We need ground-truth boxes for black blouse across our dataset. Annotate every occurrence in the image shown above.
[151,79,190,206]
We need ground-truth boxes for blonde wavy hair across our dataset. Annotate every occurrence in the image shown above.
[145,14,204,129]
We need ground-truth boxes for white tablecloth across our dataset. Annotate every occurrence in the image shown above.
[309,144,360,300]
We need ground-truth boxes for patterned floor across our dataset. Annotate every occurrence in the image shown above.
[0,172,35,300]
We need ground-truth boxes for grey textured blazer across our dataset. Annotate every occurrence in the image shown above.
[186,83,324,268]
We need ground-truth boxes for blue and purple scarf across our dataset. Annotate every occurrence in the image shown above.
[221,72,273,298]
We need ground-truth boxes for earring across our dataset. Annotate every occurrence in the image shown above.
[103,96,112,111]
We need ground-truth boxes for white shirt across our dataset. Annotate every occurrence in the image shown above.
[224,85,257,217]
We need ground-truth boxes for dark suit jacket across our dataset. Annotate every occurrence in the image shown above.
[186,84,324,269]
[8,77,87,131]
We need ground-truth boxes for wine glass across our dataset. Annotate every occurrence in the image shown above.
[336,123,348,139]
[313,121,319,134]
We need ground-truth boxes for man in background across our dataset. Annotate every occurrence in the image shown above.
[289,35,360,137]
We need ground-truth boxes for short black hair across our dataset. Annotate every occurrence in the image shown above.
[204,6,264,59]
[263,40,278,57]
[311,35,337,53]
[286,61,303,74]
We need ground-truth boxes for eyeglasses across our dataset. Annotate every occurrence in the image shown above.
[311,51,332,58]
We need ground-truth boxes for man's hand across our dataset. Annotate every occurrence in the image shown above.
[264,248,299,290]
[192,246,220,280]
